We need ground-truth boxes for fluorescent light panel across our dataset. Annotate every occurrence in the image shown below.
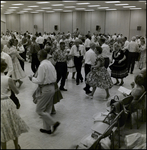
[46,11,55,13]
[12,3,24,5]
[9,7,19,8]
[23,8,33,10]
[53,9,63,10]
[52,4,64,6]
[62,1,77,2]
[75,8,85,10]
[31,12,38,13]
[88,5,100,7]
[76,3,90,5]
[115,4,129,6]
[130,8,142,9]
[36,10,45,11]
[123,6,136,8]
[41,7,52,9]
[64,6,75,8]
[28,6,39,7]
[36,2,50,4]
[106,9,117,10]
[105,1,120,3]
[98,7,109,9]
[63,10,72,12]
[85,9,94,11]
[1,1,6,3]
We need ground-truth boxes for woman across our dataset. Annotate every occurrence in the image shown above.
[66,41,76,79]
[109,42,128,86]
[138,38,146,70]
[8,38,26,88]
[86,46,113,100]
[1,59,29,149]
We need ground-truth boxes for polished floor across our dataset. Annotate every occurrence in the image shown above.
[6,61,146,149]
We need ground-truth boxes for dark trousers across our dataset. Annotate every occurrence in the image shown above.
[74,56,83,84]
[104,57,110,69]
[31,53,40,73]
[84,64,91,92]
[4,72,20,108]
[55,62,67,88]
[85,47,90,51]
[39,44,44,50]
[19,52,25,70]
[127,52,137,73]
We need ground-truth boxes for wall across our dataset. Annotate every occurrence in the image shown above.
[1,14,6,33]
[3,10,146,39]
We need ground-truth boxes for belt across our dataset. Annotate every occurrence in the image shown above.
[1,96,10,100]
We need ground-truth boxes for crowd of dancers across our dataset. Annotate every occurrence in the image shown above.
[1,29,146,149]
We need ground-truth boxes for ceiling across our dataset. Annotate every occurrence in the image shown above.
[1,1,146,15]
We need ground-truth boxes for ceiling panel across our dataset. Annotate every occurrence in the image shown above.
[1,1,146,14]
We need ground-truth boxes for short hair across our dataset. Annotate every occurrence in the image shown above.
[95,46,102,54]
[32,36,36,41]
[60,41,65,45]
[8,39,15,47]
[38,49,47,59]
[134,74,144,86]
[132,36,136,41]
[90,42,96,49]
[100,38,106,43]
[1,58,7,72]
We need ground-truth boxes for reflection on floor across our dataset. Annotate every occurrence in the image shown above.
[6,62,146,149]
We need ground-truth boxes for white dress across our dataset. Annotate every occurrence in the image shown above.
[9,46,26,80]
[1,74,29,142]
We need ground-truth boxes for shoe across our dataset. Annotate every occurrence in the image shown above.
[40,129,52,134]
[60,87,67,91]
[119,82,124,86]
[88,94,93,99]
[76,82,79,85]
[16,103,20,109]
[114,82,119,85]
[130,72,133,74]
[18,81,23,88]
[51,111,56,115]
[51,122,60,133]
[72,77,75,79]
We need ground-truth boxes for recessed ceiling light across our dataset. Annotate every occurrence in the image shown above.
[115,4,129,6]
[130,8,142,9]
[75,8,86,10]
[4,13,12,14]
[1,1,6,3]
[85,9,94,11]
[41,7,52,9]
[36,10,45,11]
[53,9,63,11]
[9,7,19,9]
[52,4,64,6]
[138,1,146,2]
[123,6,136,8]
[98,7,109,9]
[64,6,75,8]
[36,2,50,4]
[106,9,117,10]
[23,8,33,10]
[88,5,100,7]
[105,1,120,3]
[31,12,39,13]
[76,3,90,5]
[28,6,39,8]
[63,10,72,12]
[46,11,55,13]
[12,3,24,6]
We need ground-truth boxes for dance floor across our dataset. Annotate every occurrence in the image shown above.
[6,61,146,149]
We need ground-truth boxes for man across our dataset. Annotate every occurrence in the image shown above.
[100,38,111,69]
[83,42,97,94]
[36,32,44,49]
[29,36,40,74]
[127,36,140,74]
[29,49,60,134]
[84,34,91,51]
[1,43,20,109]
[122,37,130,51]
[52,42,68,91]
[70,39,86,85]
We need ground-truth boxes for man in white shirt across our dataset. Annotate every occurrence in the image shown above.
[1,43,20,109]
[36,32,44,49]
[70,39,86,85]
[122,37,130,51]
[100,38,111,69]
[83,42,96,94]
[84,34,91,51]
[29,49,60,134]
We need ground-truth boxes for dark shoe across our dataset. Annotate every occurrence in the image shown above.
[40,129,52,134]
[130,72,133,74]
[114,81,119,85]
[51,122,60,133]
[16,103,20,109]
[60,87,67,91]
[119,81,124,86]
[17,144,21,149]
[76,82,79,85]
[51,111,56,115]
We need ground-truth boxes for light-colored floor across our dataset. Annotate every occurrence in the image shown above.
[6,61,146,149]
